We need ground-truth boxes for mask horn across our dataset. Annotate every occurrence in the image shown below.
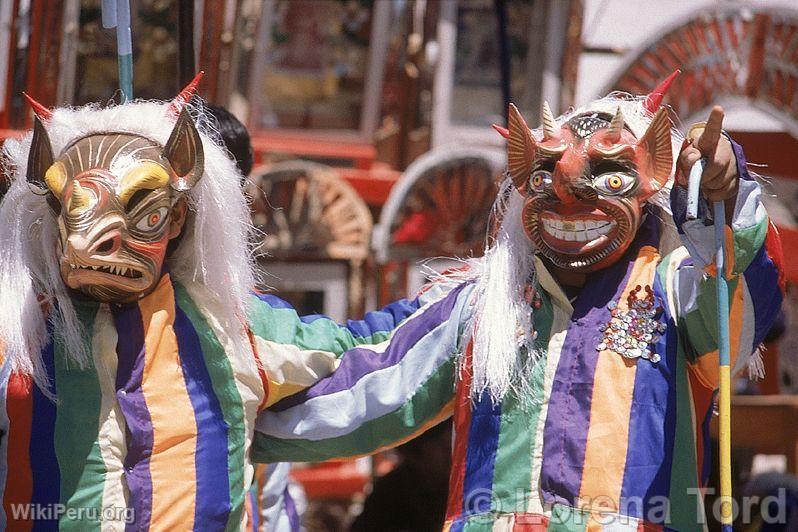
[22,92,54,121]
[541,101,558,140]
[492,124,510,139]
[606,107,625,143]
[164,107,205,191]
[27,117,55,194]
[167,71,205,118]
[643,70,680,113]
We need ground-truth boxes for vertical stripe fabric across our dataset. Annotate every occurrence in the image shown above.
[53,302,103,532]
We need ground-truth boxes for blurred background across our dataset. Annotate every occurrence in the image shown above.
[2,1,798,530]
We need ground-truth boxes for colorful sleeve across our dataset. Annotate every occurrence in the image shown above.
[665,137,785,389]
[247,284,449,409]
[250,281,476,464]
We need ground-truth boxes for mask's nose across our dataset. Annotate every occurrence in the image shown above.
[91,232,122,255]
[64,230,122,263]
[552,151,587,204]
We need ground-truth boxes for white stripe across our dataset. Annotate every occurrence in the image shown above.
[255,337,342,388]
[91,306,129,532]
[255,283,476,441]
[527,301,571,514]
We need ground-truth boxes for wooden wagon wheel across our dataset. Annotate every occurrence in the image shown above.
[248,161,373,261]
[374,148,505,262]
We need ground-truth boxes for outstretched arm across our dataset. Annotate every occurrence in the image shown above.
[250,281,477,463]
[246,281,455,408]
[665,108,784,389]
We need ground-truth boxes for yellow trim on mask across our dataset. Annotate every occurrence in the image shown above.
[119,162,171,205]
[45,161,67,198]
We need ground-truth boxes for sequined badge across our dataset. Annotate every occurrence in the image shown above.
[596,285,667,363]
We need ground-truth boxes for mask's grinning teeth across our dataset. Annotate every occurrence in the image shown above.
[71,262,142,279]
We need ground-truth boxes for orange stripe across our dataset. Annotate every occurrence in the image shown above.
[578,246,659,510]
[138,276,197,529]
[689,277,745,390]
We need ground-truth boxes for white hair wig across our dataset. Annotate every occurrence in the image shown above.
[0,100,256,388]
[464,93,684,404]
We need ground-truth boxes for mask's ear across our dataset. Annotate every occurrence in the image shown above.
[637,107,673,196]
[27,117,54,195]
[507,103,537,192]
[163,107,204,192]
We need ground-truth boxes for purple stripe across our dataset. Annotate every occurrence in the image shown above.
[269,283,469,412]
[29,336,59,532]
[744,244,783,349]
[173,306,231,531]
[700,391,716,486]
[460,394,501,518]
[619,275,677,521]
[540,216,660,507]
[112,303,154,532]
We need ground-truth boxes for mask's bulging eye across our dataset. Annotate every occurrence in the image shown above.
[134,206,169,232]
[593,172,636,196]
[529,170,553,194]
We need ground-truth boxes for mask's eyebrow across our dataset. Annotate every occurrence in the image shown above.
[118,162,170,206]
[588,141,635,160]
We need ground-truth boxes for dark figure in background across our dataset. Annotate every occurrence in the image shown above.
[351,420,452,532]
[206,104,254,178]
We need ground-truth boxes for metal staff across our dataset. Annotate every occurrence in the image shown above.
[101,0,134,102]
[687,159,733,531]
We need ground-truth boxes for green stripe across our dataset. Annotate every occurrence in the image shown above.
[460,515,495,531]
[546,504,589,532]
[175,284,247,532]
[667,343,703,530]
[247,296,392,355]
[54,302,103,532]
[731,217,767,274]
[490,291,554,514]
[682,276,740,361]
[252,356,457,463]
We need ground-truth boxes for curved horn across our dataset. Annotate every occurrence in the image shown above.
[541,101,558,140]
[492,124,510,139]
[643,70,680,113]
[606,107,625,143]
[22,92,53,121]
[167,71,205,118]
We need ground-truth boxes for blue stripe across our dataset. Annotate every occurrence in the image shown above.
[173,305,231,531]
[269,283,469,412]
[619,276,678,521]
[744,244,783,349]
[460,393,501,518]
[253,293,422,339]
[29,335,59,531]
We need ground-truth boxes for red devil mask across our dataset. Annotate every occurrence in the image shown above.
[503,95,674,272]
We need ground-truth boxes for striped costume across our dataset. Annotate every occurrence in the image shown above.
[0,276,432,530]
[253,142,784,530]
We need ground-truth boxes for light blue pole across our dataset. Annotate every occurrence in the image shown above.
[686,159,733,530]
[101,0,133,102]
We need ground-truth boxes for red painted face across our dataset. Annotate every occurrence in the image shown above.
[506,103,673,272]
